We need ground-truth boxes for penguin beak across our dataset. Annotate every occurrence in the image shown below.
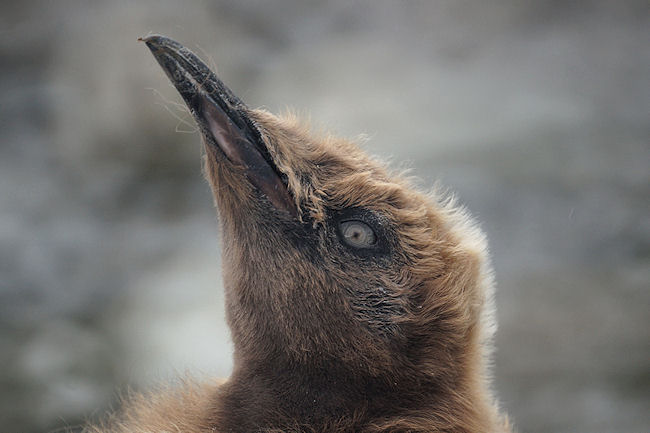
[141,35,296,218]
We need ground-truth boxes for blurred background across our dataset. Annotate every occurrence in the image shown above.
[1,1,648,432]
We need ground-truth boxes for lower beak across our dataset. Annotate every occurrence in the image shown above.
[141,34,296,218]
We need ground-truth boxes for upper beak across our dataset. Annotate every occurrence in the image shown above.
[140,34,296,218]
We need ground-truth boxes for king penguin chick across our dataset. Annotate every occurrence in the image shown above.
[86,35,512,433]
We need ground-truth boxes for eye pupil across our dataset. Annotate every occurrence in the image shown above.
[340,220,377,248]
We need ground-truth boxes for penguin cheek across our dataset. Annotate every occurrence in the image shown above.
[342,276,406,339]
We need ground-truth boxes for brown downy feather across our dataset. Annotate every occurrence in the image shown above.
[84,379,222,433]
[85,109,511,432]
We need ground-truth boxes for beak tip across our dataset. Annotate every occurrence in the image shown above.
[138,34,177,53]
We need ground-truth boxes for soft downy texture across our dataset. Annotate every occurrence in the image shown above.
[84,379,223,433]
[85,108,510,432]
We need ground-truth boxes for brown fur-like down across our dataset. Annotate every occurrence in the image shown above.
[85,108,512,432]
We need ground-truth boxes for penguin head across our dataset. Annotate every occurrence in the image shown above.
[144,35,494,384]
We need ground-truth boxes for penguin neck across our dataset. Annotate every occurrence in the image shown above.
[214,356,393,430]
[211,353,496,432]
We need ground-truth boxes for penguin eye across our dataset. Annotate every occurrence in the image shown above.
[339,220,377,249]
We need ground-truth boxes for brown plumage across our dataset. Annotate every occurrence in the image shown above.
[86,35,511,433]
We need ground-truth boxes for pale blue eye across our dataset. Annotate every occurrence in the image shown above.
[340,220,377,248]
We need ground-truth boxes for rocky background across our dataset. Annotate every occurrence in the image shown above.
[1,1,648,432]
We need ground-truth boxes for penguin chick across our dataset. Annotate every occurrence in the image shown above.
[86,35,511,433]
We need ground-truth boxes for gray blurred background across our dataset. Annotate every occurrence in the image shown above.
[1,1,648,432]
